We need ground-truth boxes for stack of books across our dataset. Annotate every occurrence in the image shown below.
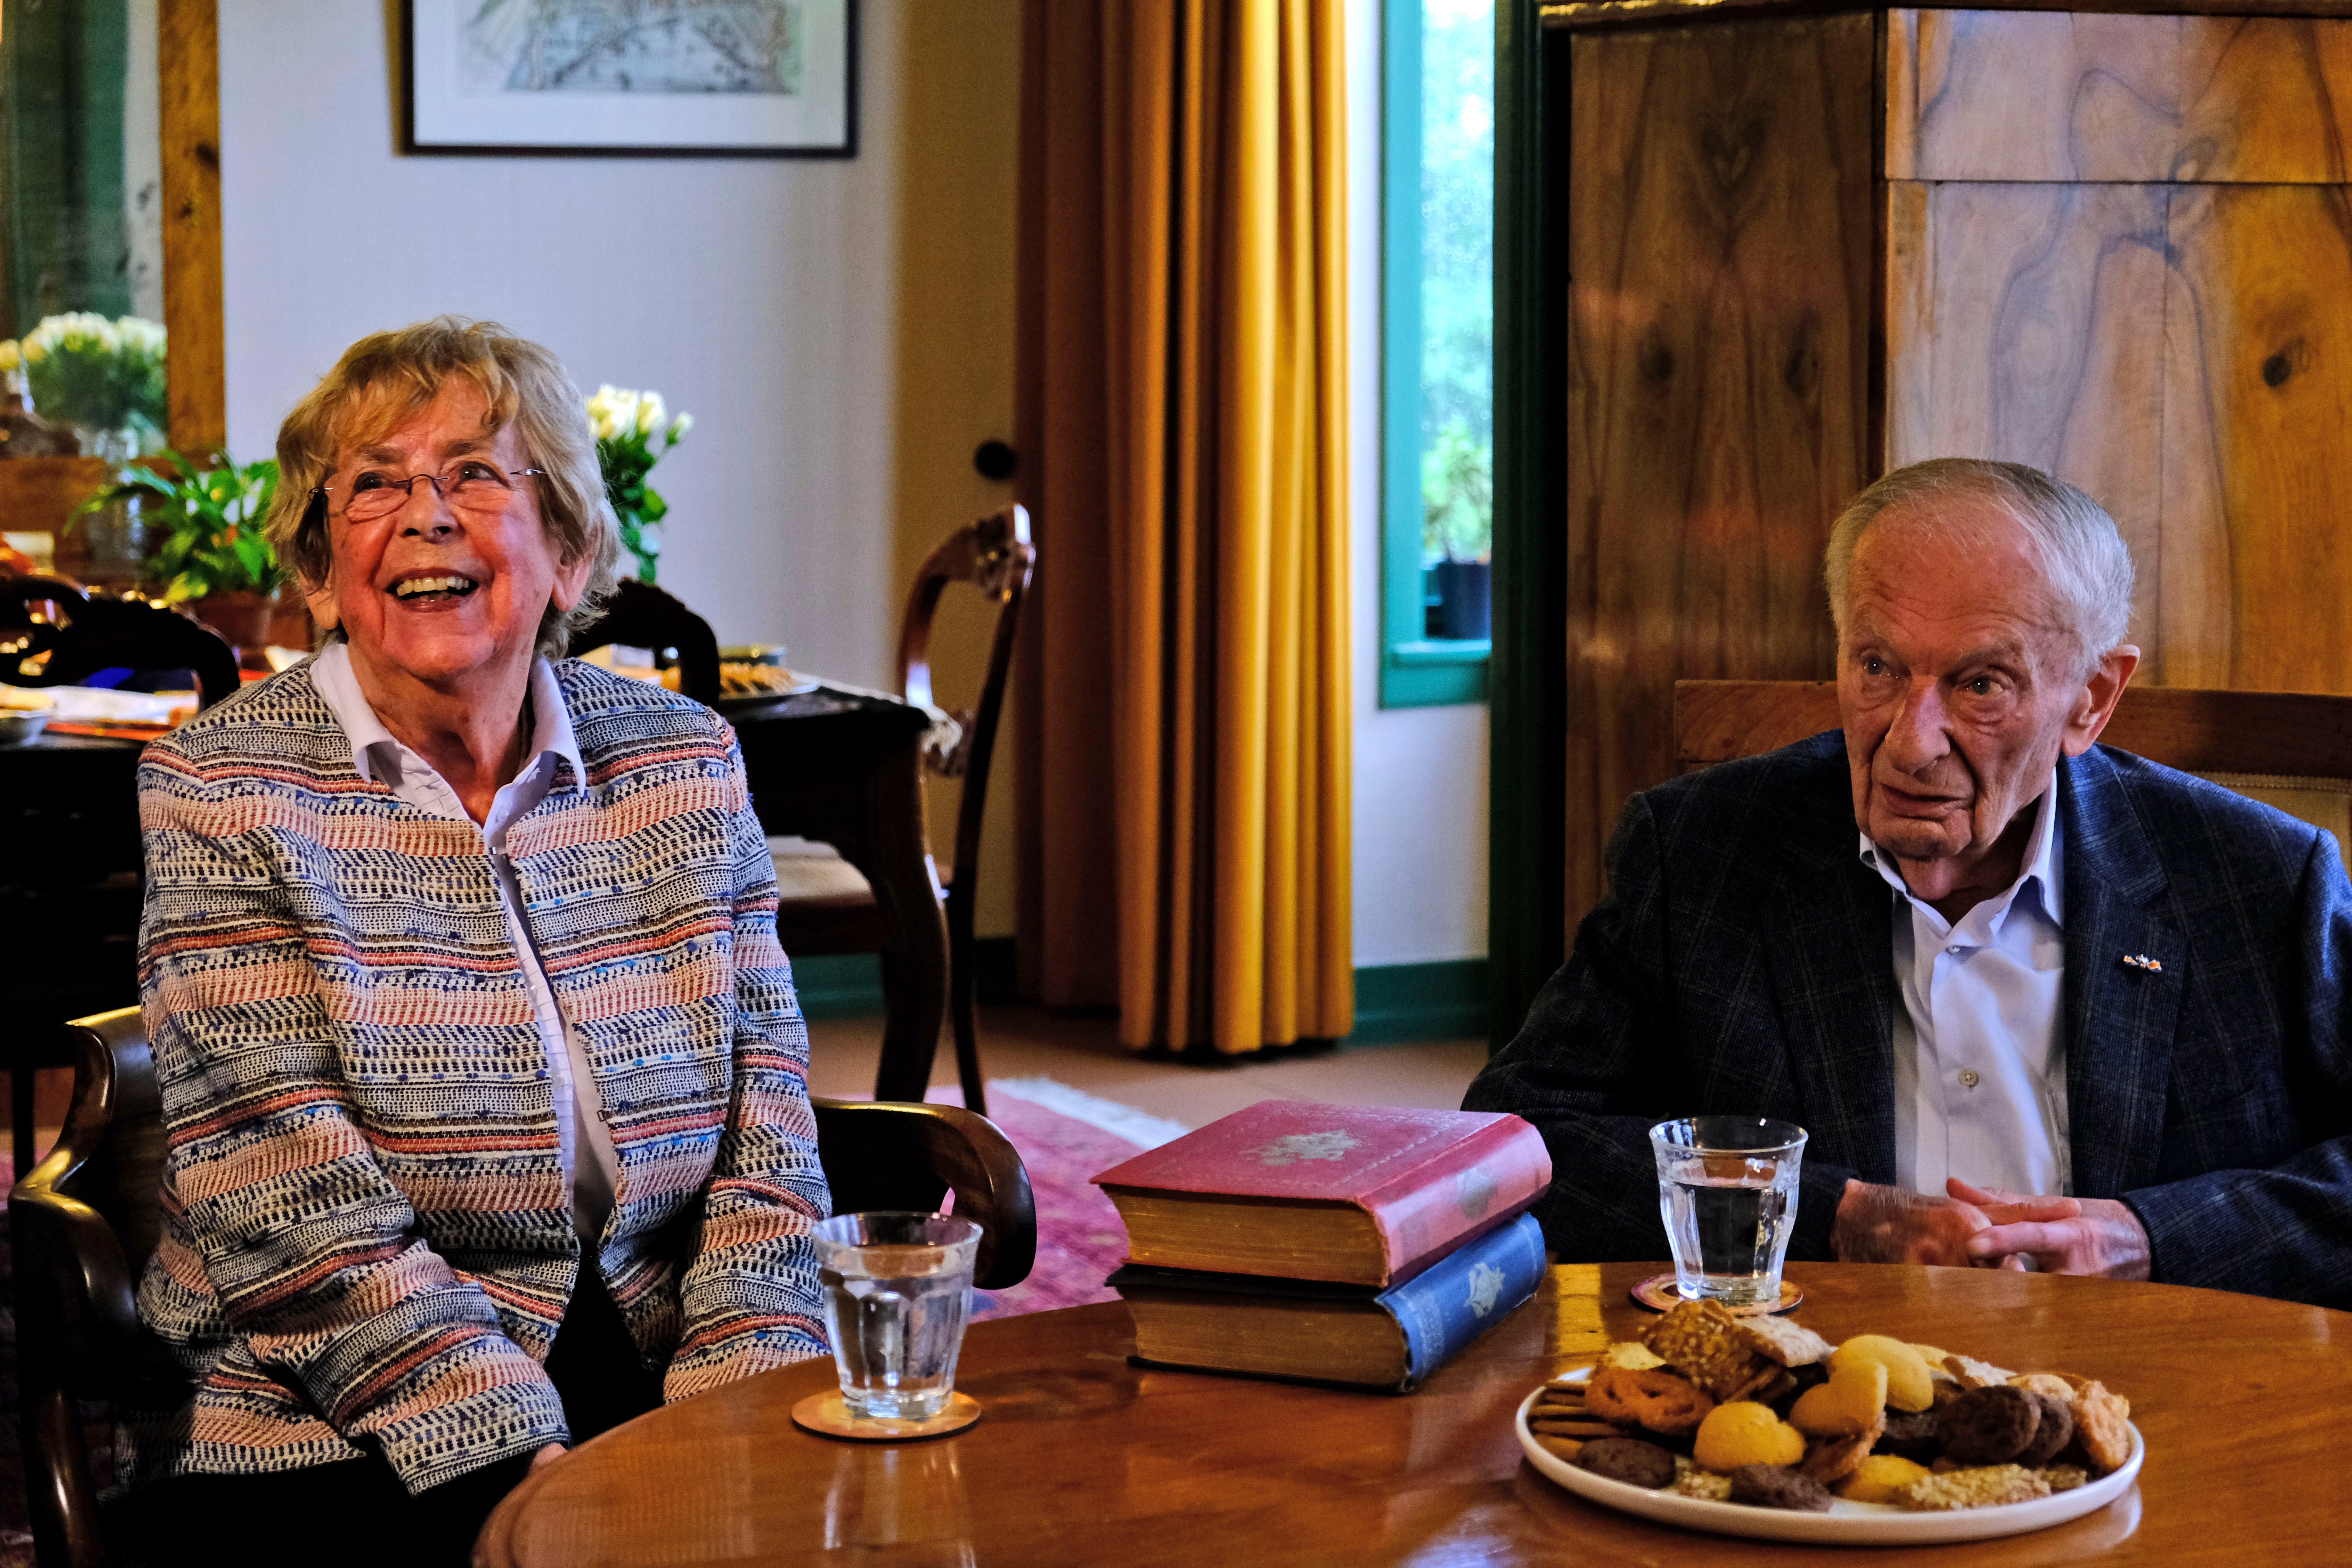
[1092,1101,1554,1392]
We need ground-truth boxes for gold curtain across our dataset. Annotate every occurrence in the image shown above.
[1016,0,1353,1052]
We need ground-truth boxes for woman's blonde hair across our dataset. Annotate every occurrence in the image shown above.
[264,316,620,658]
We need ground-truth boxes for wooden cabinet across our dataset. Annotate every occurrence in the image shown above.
[1499,1,2352,958]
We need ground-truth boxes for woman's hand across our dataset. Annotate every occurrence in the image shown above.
[530,1443,568,1472]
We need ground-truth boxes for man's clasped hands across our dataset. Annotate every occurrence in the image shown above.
[1833,1178,2153,1279]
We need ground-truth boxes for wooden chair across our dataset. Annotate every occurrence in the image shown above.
[1674,680,2352,856]
[0,577,239,708]
[9,1007,1038,1568]
[771,505,1036,1116]
[565,578,723,705]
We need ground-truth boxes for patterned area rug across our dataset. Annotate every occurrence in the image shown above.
[935,1078,1185,1321]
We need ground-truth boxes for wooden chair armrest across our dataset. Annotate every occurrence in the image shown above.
[7,1183,138,1395]
[811,1098,1038,1290]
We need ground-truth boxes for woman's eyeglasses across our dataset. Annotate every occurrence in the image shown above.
[312,461,545,524]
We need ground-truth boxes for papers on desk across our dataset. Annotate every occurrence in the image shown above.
[9,684,196,739]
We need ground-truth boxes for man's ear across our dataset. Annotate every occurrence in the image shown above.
[2062,645,2140,756]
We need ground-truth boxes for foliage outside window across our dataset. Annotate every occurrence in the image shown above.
[1383,0,1493,707]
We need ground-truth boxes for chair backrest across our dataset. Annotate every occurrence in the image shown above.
[811,1099,1037,1289]
[0,578,239,708]
[1675,679,2352,859]
[7,1009,1037,1566]
[566,578,722,705]
[893,504,1036,895]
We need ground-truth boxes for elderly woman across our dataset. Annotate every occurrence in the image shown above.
[128,317,828,1558]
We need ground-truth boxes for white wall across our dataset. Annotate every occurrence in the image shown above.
[1346,0,1489,968]
[218,0,1484,967]
[217,0,903,686]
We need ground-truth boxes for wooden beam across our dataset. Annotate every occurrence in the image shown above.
[159,0,224,456]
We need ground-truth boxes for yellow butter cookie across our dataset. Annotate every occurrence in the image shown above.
[1831,1335,1936,1412]
[1791,1360,1889,1437]
[1692,1401,1806,1473]
[1837,1453,1932,1504]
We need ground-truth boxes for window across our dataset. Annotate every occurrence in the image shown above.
[1381,0,1493,708]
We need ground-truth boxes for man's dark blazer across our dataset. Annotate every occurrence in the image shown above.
[1463,732,2352,1309]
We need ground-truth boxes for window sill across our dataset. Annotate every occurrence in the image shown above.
[1381,640,1490,707]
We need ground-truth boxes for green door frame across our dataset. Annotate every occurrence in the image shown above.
[1486,1,1570,1049]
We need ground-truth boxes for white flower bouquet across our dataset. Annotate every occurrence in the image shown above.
[588,384,692,583]
[3,313,169,450]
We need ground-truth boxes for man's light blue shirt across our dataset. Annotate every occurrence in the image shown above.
[1859,778,2072,1198]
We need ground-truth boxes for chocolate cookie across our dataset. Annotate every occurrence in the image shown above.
[1875,1409,1943,1463]
[1729,1463,1835,1512]
[1573,1437,1678,1489]
[1937,1384,2040,1465]
[2016,1389,2075,1467]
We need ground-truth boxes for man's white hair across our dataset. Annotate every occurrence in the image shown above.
[1824,458,2135,675]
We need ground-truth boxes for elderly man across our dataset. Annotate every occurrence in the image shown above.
[1465,458,2352,1308]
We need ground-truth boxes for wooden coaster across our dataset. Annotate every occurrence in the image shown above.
[1630,1273,1803,1316]
[790,1390,982,1442]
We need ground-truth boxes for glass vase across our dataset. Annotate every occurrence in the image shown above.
[76,426,140,464]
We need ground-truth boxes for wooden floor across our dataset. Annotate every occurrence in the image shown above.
[806,1005,1490,1127]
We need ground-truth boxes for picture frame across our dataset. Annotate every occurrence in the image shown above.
[402,1,856,158]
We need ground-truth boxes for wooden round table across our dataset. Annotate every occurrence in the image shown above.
[476,1261,2350,1565]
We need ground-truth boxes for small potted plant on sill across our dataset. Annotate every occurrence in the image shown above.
[70,449,296,651]
[1421,418,1492,642]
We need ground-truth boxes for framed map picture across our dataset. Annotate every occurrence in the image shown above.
[404,1,856,156]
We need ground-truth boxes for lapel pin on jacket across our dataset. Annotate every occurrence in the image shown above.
[2121,953,2165,973]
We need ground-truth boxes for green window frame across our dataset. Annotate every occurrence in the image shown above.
[1380,0,1491,708]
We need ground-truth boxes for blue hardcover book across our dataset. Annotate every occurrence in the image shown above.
[1110,1212,1547,1392]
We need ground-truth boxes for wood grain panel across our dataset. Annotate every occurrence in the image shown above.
[1887,10,2178,182]
[1564,13,1874,928]
[2163,183,2352,692]
[0,458,109,538]
[1881,179,2170,673]
[1888,9,2352,184]
[2177,17,2352,182]
[1677,677,2352,774]
[158,0,224,455]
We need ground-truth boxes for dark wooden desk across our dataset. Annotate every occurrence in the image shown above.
[0,731,145,1179]
[721,689,949,1103]
[478,1260,2352,1566]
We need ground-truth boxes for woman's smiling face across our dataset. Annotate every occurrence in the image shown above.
[308,377,590,695]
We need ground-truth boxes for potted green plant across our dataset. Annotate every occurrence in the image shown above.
[71,450,291,649]
[1421,419,1493,641]
[589,384,692,583]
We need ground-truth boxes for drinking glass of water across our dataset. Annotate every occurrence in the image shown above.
[812,1212,982,1421]
[1649,1117,1807,1307]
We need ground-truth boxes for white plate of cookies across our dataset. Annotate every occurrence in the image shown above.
[1514,1300,2143,1545]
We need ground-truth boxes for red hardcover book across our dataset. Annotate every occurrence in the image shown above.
[1091,1101,1553,1287]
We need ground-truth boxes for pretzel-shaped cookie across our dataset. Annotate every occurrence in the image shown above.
[1586,1366,1717,1437]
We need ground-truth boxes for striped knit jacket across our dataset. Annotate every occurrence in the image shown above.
[133,658,830,1492]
